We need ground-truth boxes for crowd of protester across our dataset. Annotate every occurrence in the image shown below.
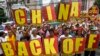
[0,17,100,56]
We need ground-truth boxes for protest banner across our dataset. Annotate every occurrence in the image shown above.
[61,38,75,55]
[42,5,56,21]
[86,34,100,50]
[30,10,42,25]
[17,41,29,56]
[12,9,27,25]
[12,2,80,24]
[58,3,70,21]
[75,37,86,53]
[16,39,42,56]
[29,39,43,56]
[43,38,58,55]
[1,0,100,56]
[70,2,80,17]
[1,35,100,56]
[88,5,99,16]
[61,37,85,55]
[1,41,16,56]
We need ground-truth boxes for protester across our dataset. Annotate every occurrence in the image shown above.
[5,30,16,50]
[0,16,100,56]
[0,32,5,56]
[16,27,23,41]
[58,27,72,41]
[20,31,30,41]
[30,28,41,40]
[5,30,16,41]
[48,28,57,38]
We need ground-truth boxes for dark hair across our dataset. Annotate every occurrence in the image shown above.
[64,27,70,31]
[75,30,84,37]
[76,24,79,27]
[0,32,4,37]
[49,29,54,33]
[20,35,30,41]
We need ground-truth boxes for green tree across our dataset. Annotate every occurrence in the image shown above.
[94,0,100,13]
[0,8,7,24]
[0,8,5,16]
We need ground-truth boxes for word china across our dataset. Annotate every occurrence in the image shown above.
[12,2,81,25]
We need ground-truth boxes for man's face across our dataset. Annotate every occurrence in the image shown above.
[65,29,69,34]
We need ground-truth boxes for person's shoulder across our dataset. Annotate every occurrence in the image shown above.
[37,35,41,38]
[68,35,73,38]
[0,37,3,39]
[0,37,6,41]
[60,35,65,38]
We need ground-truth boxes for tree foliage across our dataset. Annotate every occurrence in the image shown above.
[94,0,100,13]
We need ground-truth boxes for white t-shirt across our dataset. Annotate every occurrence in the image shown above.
[0,37,6,42]
[0,37,6,54]
[30,35,41,40]
[30,28,41,40]
[58,35,72,41]
[16,31,23,41]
